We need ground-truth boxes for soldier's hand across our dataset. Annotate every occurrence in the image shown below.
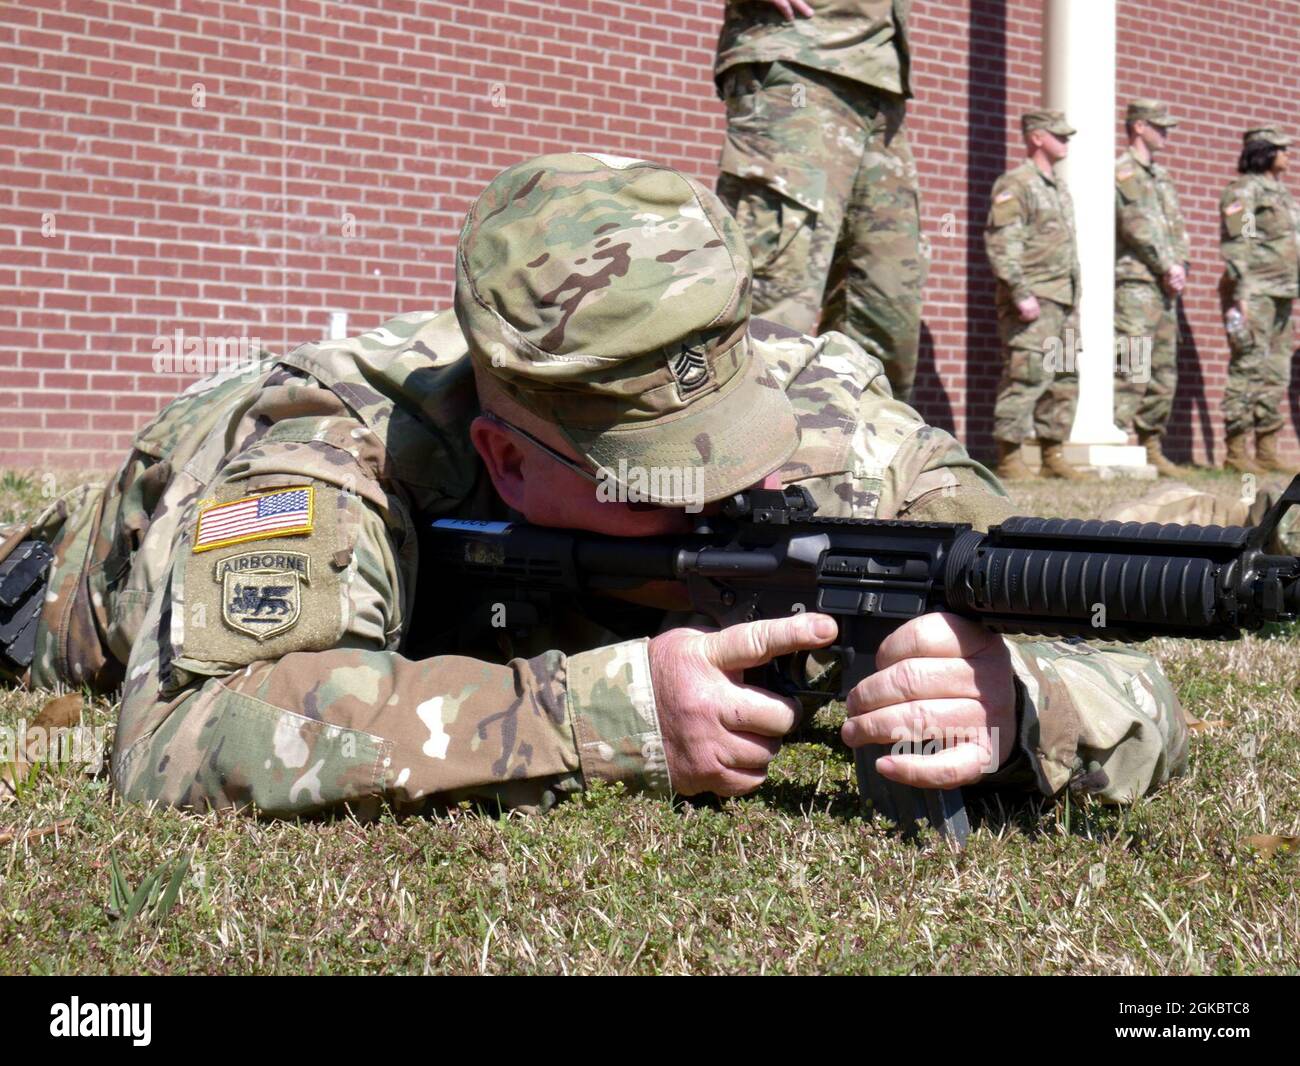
[1163,264,1186,295]
[1015,294,1041,322]
[649,612,837,797]
[840,613,1017,789]
[759,0,815,19]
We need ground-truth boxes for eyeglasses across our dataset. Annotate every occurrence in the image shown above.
[478,411,692,513]
[478,411,605,485]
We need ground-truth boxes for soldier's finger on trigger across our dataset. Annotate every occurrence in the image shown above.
[706,611,837,672]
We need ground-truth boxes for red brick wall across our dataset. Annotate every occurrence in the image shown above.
[2,0,1298,468]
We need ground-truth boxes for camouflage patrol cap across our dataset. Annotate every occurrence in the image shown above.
[1127,99,1178,128]
[455,152,799,506]
[1022,109,1076,138]
[1244,126,1292,148]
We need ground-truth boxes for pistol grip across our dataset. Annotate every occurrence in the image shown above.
[838,625,970,845]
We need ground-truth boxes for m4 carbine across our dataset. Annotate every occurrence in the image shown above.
[428,476,1300,844]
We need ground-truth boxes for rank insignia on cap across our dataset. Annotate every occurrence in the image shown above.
[669,343,711,396]
[216,550,311,640]
[193,487,314,553]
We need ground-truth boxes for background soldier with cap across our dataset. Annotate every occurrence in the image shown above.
[0,154,1186,817]
[1218,126,1300,475]
[1114,100,1190,476]
[984,109,1086,482]
[713,0,928,402]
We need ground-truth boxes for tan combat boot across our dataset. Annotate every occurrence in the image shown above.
[1253,428,1300,475]
[1040,440,1090,480]
[995,439,1032,481]
[1223,431,1265,475]
[1138,430,1182,477]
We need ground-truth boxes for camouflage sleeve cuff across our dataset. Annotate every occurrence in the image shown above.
[1010,284,1034,304]
[565,638,672,798]
[1003,638,1189,803]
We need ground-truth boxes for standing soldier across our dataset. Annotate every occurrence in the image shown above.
[1219,126,1300,475]
[713,0,927,402]
[984,110,1086,481]
[1114,100,1189,476]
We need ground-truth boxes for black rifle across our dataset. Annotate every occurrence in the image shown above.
[427,476,1300,843]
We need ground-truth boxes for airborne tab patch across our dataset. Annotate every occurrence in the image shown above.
[194,487,314,553]
[218,551,311,640]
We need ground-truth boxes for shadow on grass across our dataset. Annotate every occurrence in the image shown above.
[746,721,1160,848]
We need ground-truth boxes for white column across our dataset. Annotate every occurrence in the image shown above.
[1040,0,1150,473]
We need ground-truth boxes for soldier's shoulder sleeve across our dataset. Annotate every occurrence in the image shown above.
[169,428,414,679]
[985,171,1030,297]
[1221,178,1250,238]
[1115,156,1143,202]
[880,420,1014,530]
[774,345,1018,527]
[987,171,1026,229]
[763,330,892,516]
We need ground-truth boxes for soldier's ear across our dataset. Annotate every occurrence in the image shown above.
[470,414,528,512]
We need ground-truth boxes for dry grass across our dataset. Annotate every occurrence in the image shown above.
[1,468,1298,974]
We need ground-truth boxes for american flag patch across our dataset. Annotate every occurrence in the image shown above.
[193,487,314,553]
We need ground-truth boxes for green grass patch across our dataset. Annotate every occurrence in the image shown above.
[2,468,1298,974]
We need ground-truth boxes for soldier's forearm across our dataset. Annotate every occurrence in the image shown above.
[112,639,670,816]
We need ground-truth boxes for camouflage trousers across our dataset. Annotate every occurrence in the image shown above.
[1222,292,1294,435]
[1114,281,1178,436]
[716,60,928,402]
[993,295,1080,444]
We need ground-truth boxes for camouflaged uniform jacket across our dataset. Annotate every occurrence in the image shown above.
[716,0,911,99]
[1219,173,1300,301]
[985,160,1081,307]
[1115,148,1190,286]
[28,311,1186,815]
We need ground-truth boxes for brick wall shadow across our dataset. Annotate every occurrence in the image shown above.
[1169,300,1214,464]
[964,0,1007,461]
[912,321,955,433]
[1290,345,1300,458]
